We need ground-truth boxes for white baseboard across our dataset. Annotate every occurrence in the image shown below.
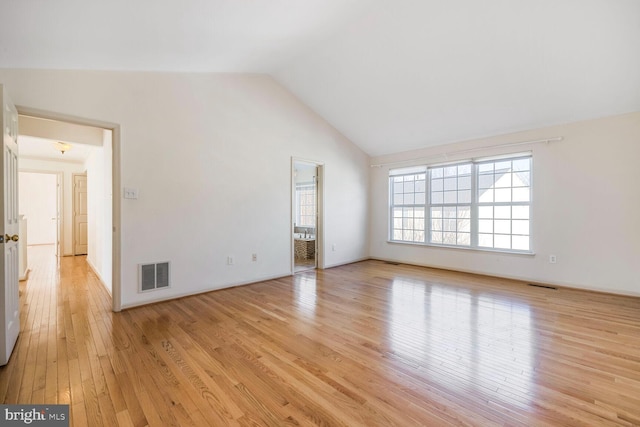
[369,256,640,298]
[120,271,293,310]
[86,258,112,296]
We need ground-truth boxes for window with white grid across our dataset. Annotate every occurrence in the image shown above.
[388,154,532,253]
[477,157,531,251]
[296,184,316,227]
[429,163,472,246]
[389,167,426,243]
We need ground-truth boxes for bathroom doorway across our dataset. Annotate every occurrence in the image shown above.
[292,160,322,273]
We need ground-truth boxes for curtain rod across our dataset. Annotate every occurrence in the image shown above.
[370,136,564,168]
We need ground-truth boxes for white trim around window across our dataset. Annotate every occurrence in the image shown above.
[389,153,533,254]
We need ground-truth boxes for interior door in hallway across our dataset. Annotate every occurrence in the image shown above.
[0,85,20,366]
[73,174,88,255]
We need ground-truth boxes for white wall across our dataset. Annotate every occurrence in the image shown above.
[0,70,370,308]
[19,172,57,245]
[84,130,113,293]
[369,112,640,296]
[19,158,86,255]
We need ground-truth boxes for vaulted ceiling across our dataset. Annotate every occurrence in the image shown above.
[1,0,639,156]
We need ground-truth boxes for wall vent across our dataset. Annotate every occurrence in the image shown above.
[139,262,170,292]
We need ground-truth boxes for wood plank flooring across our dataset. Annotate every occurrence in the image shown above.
[2,245,640,426]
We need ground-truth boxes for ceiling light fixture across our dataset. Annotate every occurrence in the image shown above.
[53,141,72,155]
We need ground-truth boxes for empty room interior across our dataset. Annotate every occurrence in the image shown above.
[1,1,639,426]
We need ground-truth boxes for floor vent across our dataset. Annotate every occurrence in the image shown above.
[527,283,557,290]
[139,262,170,292]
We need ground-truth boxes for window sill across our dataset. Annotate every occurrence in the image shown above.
[386,240,535,256]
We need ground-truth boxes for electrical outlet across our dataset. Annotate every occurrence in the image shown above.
[549,255,557,264]
[252,254,257,262]
[227,256,234,265]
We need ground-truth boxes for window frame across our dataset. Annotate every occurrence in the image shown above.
[388,154,533,254]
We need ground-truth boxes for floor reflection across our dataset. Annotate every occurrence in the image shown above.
[388,277,534,409]
[293,273,317,317]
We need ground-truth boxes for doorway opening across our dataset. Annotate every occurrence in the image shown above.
[292,159,323,273]
[16,109,120,311]
[18,171,62,273]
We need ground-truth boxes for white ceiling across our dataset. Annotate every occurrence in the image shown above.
[19,135,94,164]
[2,0,639,156]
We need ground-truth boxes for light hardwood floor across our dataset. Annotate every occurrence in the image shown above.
[2,245,640,426]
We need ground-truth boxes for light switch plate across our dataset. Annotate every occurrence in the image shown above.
[124,187,138,199]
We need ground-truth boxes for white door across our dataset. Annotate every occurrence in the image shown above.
[1,85,20,366]
[73,174,88,255]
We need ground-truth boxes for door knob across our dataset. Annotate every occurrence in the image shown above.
[11,235,19,242]
[4,234,9,243]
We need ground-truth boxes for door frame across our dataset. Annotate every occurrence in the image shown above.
[17,106,122,312]
[291,157,324,274]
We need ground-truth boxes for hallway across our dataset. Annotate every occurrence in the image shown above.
[0,245,112,422]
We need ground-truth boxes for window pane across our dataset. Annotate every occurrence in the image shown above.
[514,172,530,187]
[457,206,471,218]
[443,219,456,231]
[478,206,493,219]
[479,219,493,233]
[479,233,493,247]
[414,230,424,242]
[494,234,511,249]
[512,205,529,220]
[495,161,511,173]
[403,193,414,204]
[512,236,530,251]
[415,180,426,192]
[415,219,425,230]
[393,208,402,217]
[512,220,529,235]
[495,188,511,202]
[405,181,415,193]
[458,164,471,175]
[458,190,471,204]
[403,230,412,241]
[415,193,425,205]
[478,174,494,189]
[495,173,512,188]
[394,194,403,205]
[494,206,511,219]
[513,158,530,171]
[444,191,457,203]
[478,163,493,173]
[457,232,470,246]
[443,206,456,218]
[495,220,511,234]
[459,219,471,233]
[458,176,471,189]
[444,166,457,177]
[431,168,443,178]
[432,179,443,191]
[479,188,493,203]
[431,232,442,243]
[393,230,403,240]
[431,207,442,218]
[431,192,443,204]
[442,232,457,244]
[444,178,457,191]
[394,218,402,228]
[415,208,425,218]
[512,187,530,202]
